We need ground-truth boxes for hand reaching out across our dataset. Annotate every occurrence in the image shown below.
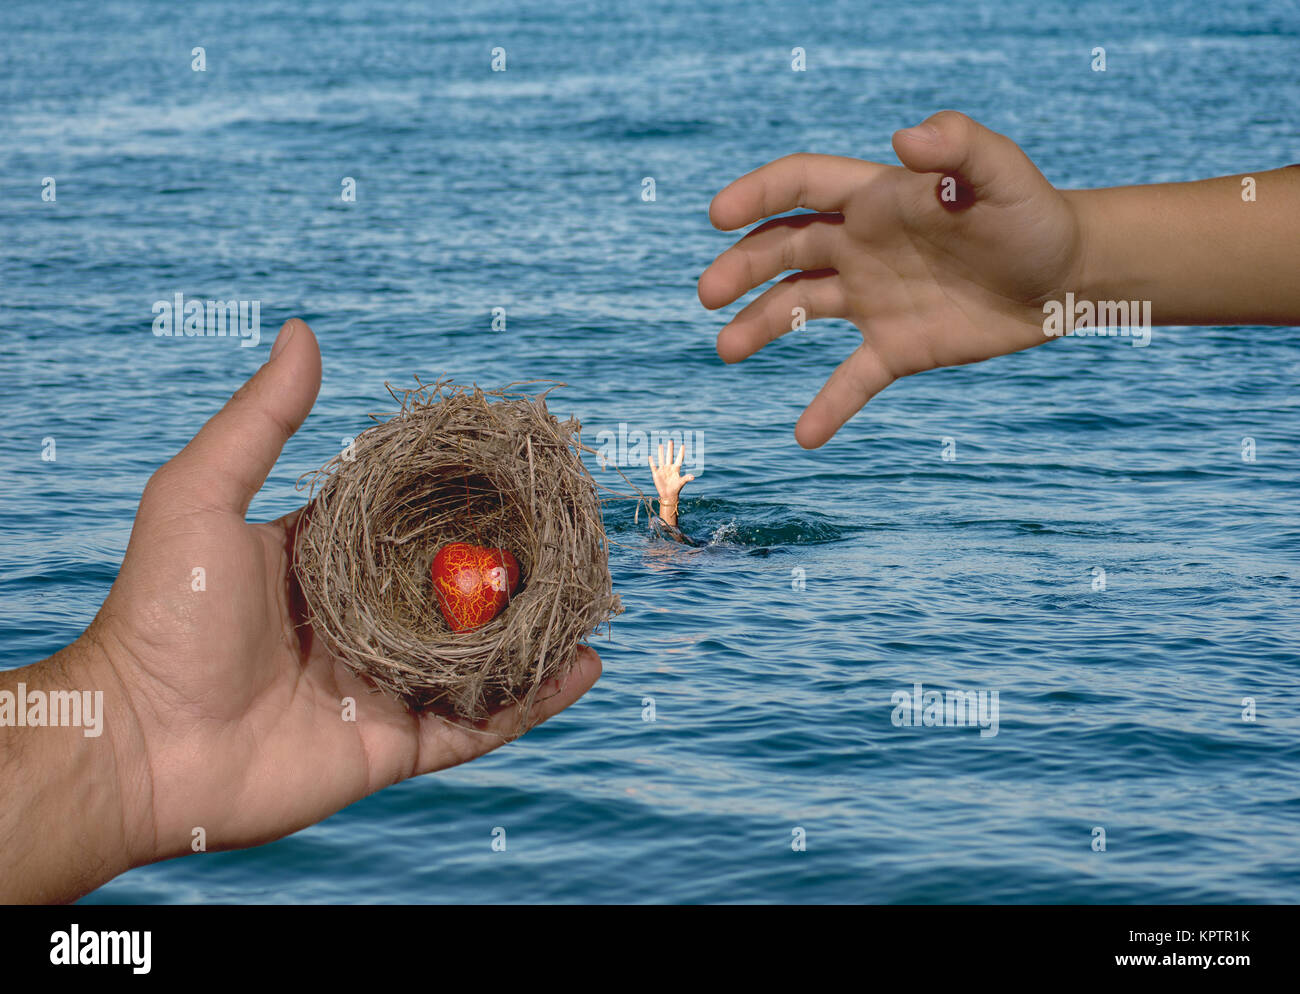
[648,439,695,527]
[699,110,1083,448]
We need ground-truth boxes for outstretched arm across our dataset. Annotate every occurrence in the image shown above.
[1067,169,1300,327]
[700,110,1300,448]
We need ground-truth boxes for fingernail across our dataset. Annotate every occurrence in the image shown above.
[270,319,298,360]
[900,123,940,143]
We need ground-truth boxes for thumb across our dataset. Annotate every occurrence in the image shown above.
[891,110,1040,206]
[167,318,322,515]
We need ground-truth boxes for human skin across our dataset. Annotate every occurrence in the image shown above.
[0,319,602,903]
[699,110,1300,448]
[648,439,694,527]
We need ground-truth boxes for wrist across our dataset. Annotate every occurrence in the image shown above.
[74,625,160,870]
[0,632,155,901]
[1061,188,1111,303]
[657,497,678,527]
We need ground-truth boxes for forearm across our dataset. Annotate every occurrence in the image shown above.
[0,637,153,903]
[1066,166,1300,326]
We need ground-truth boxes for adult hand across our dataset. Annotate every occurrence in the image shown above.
[1,319,601,902]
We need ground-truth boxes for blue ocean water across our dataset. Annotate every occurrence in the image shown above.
[2,0,1299,903]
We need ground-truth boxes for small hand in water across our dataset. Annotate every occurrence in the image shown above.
[648,440,695,528]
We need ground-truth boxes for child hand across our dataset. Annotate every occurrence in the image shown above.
[648,440,695,526]
[699,110,1083,448]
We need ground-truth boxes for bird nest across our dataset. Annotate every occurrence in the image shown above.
[293,378,623,721]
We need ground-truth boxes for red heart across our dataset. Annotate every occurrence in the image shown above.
[431,542,521,633]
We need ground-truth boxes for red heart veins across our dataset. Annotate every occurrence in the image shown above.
[430,542,522,633]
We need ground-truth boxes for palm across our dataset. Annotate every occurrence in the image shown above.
[649,441,694,501]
